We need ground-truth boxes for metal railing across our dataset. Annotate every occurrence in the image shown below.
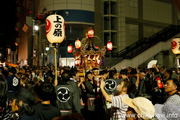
[106,25,180,60]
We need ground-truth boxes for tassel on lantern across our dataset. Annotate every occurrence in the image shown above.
[80,56,83,65]
[101,57,104,66]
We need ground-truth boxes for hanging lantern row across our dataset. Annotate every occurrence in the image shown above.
[107,41,112,51]
[68,42,112,53]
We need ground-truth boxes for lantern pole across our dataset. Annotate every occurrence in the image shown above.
[54,43,58,86]
[46,14,65,86]
[177,55,180,81]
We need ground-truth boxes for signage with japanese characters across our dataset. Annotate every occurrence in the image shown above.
[46,14,65,43]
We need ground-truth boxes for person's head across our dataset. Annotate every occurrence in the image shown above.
[60,68,64,75]
[92,68,99,76]
[20,77,28,87]
[139,70,146,79]
[116,79,131,94]
[113,73,117,79]
[11,98,35,116]
[85,71,93,81]
[0,75,8,106]
[164,70,172,78]
[120,69,127,75]
[11,99,23,113]
[9,67,17,75]
[38,71,43,76]
[164,79,180,96]
[99,70,108,79]
[70,69,78,79]
[38,82,55,101]
[61,71,70,82]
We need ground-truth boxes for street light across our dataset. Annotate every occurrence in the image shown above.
[34,25,39,31]
[46,47,49,51]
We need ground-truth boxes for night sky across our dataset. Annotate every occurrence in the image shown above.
[0,0,17,49]
[0,0,17,60]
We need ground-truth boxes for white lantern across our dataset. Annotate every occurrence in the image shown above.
[171,38,180,54]
[46,14,65,43]
[75,39,81,49]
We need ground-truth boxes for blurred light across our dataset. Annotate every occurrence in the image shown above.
[30,11,32,14]
[46,47,49,51]
[34,25,39,31]
[107,41,112,51]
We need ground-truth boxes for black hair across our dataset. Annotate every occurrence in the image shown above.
[166,79,180,90]
[120,69,127,75]
[165,70,172,76]
[92,68,98,71]
[0,75,8,106]
[130,68,137,74]
[70,69,78,77]
[9,67,17,74]
[99,70,107,75]
[38,82,55,101]
[85,71,92,80]
[61,71,70,82]
[15,99,35,116]
[123,79,136,94]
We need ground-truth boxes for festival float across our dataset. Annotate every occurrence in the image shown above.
[72,29,110,74]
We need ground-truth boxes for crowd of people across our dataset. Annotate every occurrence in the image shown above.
[0,64,180,120]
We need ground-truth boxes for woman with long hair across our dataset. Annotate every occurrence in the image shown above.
[0,75,13,119]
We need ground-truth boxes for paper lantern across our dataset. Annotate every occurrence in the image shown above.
[172,38,180,54]
[67,45,73,53]
[75,39,81,49]
[46,14,65,43]
[88,29,94,38]
[75,60,80,65]
[107,41,112,51]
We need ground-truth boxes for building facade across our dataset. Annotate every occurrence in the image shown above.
[17,0,180,68]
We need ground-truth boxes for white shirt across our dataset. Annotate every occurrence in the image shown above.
[111,94,129,120]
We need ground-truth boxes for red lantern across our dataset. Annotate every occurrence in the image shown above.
[88,29,94,38]
[67,45,73,53]
[75,39,81,49]
[172,38,180,54]
[107,41,112,51]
